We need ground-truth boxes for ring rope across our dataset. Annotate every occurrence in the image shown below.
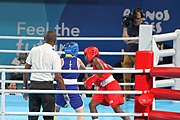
[0,69,150,73]
[0,36,139,41]
[3,79,175,87]
[150,88,180,101]
[0,65,135,70]
[2,80,135,86]
[3,89,142,94]
[153,32,177,42]
[158,49,176,57]
[3,79,174,87]
[2,112,148,117]
[156,64,175,67]
[0,50,136,56]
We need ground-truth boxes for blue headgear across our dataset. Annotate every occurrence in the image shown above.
[64,42,79,57]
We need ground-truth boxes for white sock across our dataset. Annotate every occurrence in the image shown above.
[93,119,98,120]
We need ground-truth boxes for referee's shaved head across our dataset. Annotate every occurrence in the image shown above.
[44,30,57,44]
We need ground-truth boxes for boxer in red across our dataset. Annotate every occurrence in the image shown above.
[84,46,130,120]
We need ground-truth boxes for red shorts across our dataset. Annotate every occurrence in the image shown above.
[92,80,124,108]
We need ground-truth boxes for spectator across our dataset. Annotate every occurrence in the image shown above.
[10,52,27,89]
[6,83,22,96]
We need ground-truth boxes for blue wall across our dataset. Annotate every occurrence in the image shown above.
[0,0,179,66]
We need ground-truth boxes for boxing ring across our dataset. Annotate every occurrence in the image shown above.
[0,25,180,120]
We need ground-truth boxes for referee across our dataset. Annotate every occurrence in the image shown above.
[23,30,69,120]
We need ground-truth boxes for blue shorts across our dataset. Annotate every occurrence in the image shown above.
[55,85,84,110]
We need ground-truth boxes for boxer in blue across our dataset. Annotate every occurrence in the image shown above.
[55,42,86,120]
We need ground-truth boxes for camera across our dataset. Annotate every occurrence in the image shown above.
[122,14,135,28]
[122,7,144,28]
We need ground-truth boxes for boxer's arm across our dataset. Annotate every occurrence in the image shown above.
[93,57,104,76]
[107,64,114,70]
[78,58,86,70]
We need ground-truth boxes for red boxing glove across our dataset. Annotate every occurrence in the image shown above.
[84,74,99,89]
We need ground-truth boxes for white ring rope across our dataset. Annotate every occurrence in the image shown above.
[3,112,148,117]
[159,49,176,57]
[153,32,177,42]
[3,78,174,87]
[0,65,135,70]
[0,36,139,41]
[4,79,175,87]
[157,64,175,67]
[3,89,142,94]
[155,79,175,88]
[2,80,135,86]
[0,65,25,69]
[0,69,150,73]
[0,50,136,56]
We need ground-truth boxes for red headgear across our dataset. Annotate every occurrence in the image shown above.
[84,46,99,63]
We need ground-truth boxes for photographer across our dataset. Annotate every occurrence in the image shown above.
[122,7,144,101]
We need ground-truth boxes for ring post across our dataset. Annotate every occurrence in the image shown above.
[139,25,153,50]
[174,29,180,90]
[134,51,154,120]
[1,70,6,120]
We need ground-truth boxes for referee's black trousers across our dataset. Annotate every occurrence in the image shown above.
[28,81,55,120]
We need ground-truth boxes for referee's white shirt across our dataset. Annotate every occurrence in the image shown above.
[26,43,61,81]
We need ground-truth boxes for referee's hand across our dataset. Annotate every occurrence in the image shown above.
[22,87,28,101]
[23,94,28,101]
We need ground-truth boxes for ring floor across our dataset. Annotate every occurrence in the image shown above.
[0,95,180,120]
